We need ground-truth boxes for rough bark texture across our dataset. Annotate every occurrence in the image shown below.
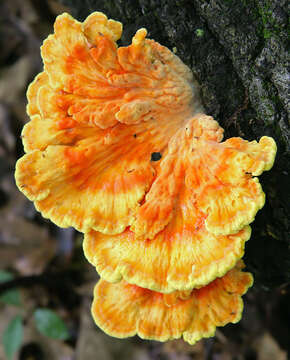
[60,0,289,288]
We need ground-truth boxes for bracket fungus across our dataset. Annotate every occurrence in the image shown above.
[92,262,253,344]
[15,11,276,344]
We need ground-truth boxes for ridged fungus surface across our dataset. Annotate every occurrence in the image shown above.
[15,11,276,343]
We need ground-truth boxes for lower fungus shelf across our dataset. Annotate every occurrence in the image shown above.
[91,262,253,345]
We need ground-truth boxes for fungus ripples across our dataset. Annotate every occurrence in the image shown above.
[15,11,276,344]
[92,262,253,344]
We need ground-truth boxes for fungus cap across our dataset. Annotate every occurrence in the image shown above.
[15,11,276,293]
[15,11,203,235]
[84,123,276,292]
[92,262,253,344]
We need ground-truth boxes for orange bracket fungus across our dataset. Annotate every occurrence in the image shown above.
[15,11,276,344]
[92,262,253,344]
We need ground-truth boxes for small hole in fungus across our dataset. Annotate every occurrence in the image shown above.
[151,152,162,161]
[133,134,137,138]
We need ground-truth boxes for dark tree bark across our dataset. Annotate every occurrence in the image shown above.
[60,0,290,288]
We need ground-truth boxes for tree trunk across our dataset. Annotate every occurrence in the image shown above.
[60,0,290,288]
